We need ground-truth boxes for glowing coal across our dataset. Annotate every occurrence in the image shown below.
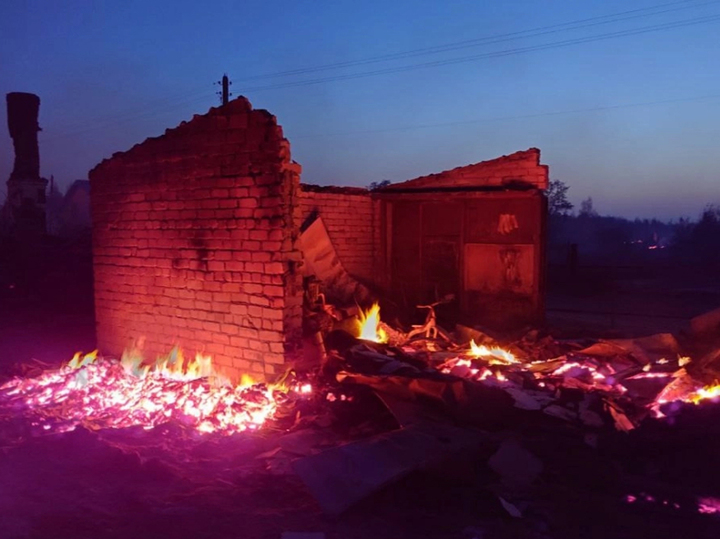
[0,349,298,436]
[437,342,720,424]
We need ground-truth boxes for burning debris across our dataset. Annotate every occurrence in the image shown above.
[2,287,720,538]
[0,348,306,437]
[327,298,720,432]
[3,296,719,441]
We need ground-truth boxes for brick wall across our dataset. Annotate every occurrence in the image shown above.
[299,185,381,286]
[89,97,302,382]
[381,148,549,191]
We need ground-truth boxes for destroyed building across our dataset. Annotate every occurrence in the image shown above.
[7,96,720,539]
[89,97,548,381]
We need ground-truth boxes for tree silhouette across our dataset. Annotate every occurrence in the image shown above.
[368,180,391,191]
[579,197,598,218]
[546,180,573,215]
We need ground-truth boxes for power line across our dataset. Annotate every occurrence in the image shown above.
[231,0,719,82]
[48,88,212,134]
[292,93,720,139]
[233,13,720,94]
[40,94,211,144]
[40,3,720,138]
[45,0,716,133]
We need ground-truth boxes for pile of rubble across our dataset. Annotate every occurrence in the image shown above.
[2,295,720,536]
[294,293,720,525]
[308,294,720,428]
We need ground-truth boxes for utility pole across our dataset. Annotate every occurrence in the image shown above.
[216,74,232,105]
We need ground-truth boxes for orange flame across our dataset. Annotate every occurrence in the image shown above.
[68,350,97,369]
[469,339,518,365]
[120,347,221,383]
[356,303,388,343]
[687,381,720,404]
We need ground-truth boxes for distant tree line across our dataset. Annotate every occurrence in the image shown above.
[671,205,720,265]
[545,180,720,266]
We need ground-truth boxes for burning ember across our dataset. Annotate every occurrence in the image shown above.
[686,381,720,404]
[624,493,720,517]
[651,368,720,417]
[435,339,720,427]
[355,302,388,343]
[0,348,297,436]
[698,498,720,515]
[469,339,519,365]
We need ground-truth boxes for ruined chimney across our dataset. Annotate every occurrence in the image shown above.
[4,92,48,235]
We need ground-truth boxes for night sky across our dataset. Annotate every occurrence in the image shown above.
[2,0,719,220]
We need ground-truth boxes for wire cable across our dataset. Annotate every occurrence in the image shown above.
[233,13,720,93]
[40,4,720,138]
[291,93,720,139]
[231,0,719,82]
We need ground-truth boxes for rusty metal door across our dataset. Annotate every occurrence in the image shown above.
[391,200,462,305]
[421,202,462,302]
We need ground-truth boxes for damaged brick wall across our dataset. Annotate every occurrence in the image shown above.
[380,148,548,191]
[382,148,548,192]
[89,97,302,382]
[376,148,549,328]
[299,185,382,286]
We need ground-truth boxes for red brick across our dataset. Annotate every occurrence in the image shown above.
[89,97,303,379]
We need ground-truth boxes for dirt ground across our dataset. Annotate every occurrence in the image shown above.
[545,262,720,338]
[1,239,719,539]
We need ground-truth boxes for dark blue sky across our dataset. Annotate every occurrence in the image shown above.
[2,0,719,220]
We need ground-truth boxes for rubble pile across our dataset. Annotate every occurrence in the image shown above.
[308,299,720,434]
[298,295,720,531]
[1,296,720,537]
